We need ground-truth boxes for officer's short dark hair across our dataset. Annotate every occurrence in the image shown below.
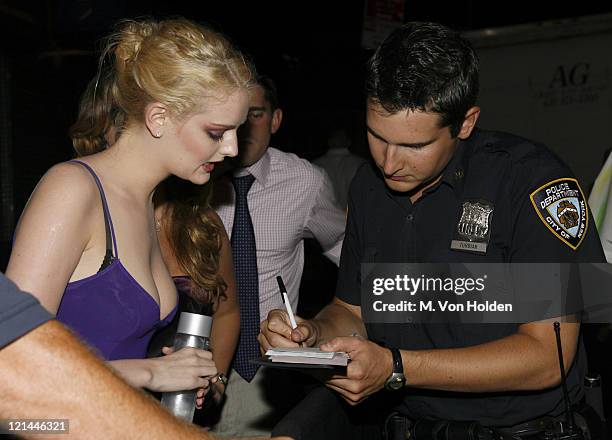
[365,22,479,138]
[256,74,279,111]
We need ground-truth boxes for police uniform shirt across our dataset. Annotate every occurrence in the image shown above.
[336,128,606,426]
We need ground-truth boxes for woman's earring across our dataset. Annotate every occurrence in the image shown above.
[155,130,162,138]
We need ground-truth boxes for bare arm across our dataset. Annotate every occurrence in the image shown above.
[0,320,291,440]
[209,226,240,374]
[208,220,239,397]
[6,163,97,313]
[0,320,215,440]
[399,321,579,392]
[310,301,578,392]
[320,320,579,404]
[107,350,217,392]
[261,296,579,404]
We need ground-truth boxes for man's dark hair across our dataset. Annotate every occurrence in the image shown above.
[256,74,279,111]
[365,22,479,138]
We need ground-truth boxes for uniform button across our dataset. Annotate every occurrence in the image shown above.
[454,169,464,180]
[406,214,414,222]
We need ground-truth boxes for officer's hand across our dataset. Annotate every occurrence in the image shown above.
[320,336,393,405]
[258,309,317,353]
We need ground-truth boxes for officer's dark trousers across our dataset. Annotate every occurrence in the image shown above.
[272,386,387,440]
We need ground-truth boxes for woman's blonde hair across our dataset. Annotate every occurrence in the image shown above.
[71,17,253,155]
[70,17,252,305]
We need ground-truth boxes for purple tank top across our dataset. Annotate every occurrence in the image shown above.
[56,160,177,361]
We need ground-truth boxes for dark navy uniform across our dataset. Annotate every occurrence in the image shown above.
[336,128,606,426]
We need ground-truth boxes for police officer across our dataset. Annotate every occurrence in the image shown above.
[259,22,606,437]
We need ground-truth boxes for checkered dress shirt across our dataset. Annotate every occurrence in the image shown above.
[212,147,345,320]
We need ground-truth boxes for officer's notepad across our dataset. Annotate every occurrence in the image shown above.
[265,347,350,366]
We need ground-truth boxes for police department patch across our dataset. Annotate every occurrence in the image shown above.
[529,178,588,250]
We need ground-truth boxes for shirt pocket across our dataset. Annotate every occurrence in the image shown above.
[363,245,379,263]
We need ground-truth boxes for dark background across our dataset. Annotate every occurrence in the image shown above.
[2,0,612,236]
[2,0,612,226]
[1,0,611,430]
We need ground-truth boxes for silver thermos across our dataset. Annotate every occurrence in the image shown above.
[160,312,213,422]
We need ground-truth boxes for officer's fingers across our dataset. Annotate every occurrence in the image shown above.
[326,371,350,381]
[324,357,370,382]
[327,376,367,395]
[320,336,363,353]
[325,382,366,405]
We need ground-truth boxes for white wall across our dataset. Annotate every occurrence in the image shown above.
[466,14,612,191]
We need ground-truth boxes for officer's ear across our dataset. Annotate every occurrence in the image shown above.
[457,106,480,140]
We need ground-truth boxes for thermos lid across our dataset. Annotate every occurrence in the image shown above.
[177,312,213,338]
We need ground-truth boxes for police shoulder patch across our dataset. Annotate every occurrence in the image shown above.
[529,178,588,250]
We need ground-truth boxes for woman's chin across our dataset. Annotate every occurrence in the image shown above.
[189,173,211,186]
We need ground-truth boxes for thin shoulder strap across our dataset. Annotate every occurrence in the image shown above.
[69,160,119,268]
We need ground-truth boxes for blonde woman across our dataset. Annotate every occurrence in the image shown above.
[7,18,251,401]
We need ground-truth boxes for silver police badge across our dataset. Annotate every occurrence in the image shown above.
[529,178,588,250]
[450,200,494,254]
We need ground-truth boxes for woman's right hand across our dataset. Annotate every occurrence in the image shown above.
[146,346,217,392]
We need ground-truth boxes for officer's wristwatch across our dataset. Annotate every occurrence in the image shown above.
[384,348,406,391]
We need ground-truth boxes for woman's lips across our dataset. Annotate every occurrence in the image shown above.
[202,162,215,172]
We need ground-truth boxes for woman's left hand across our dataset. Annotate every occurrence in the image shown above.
[209,376,226,404]
[194,375,225,409]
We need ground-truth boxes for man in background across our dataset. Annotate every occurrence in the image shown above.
[210,74,345,437]
[313,117,366,211]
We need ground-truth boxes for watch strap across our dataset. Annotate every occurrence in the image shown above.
[390,347,403,373]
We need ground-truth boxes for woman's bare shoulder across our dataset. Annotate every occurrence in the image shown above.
[36,161,100,203]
